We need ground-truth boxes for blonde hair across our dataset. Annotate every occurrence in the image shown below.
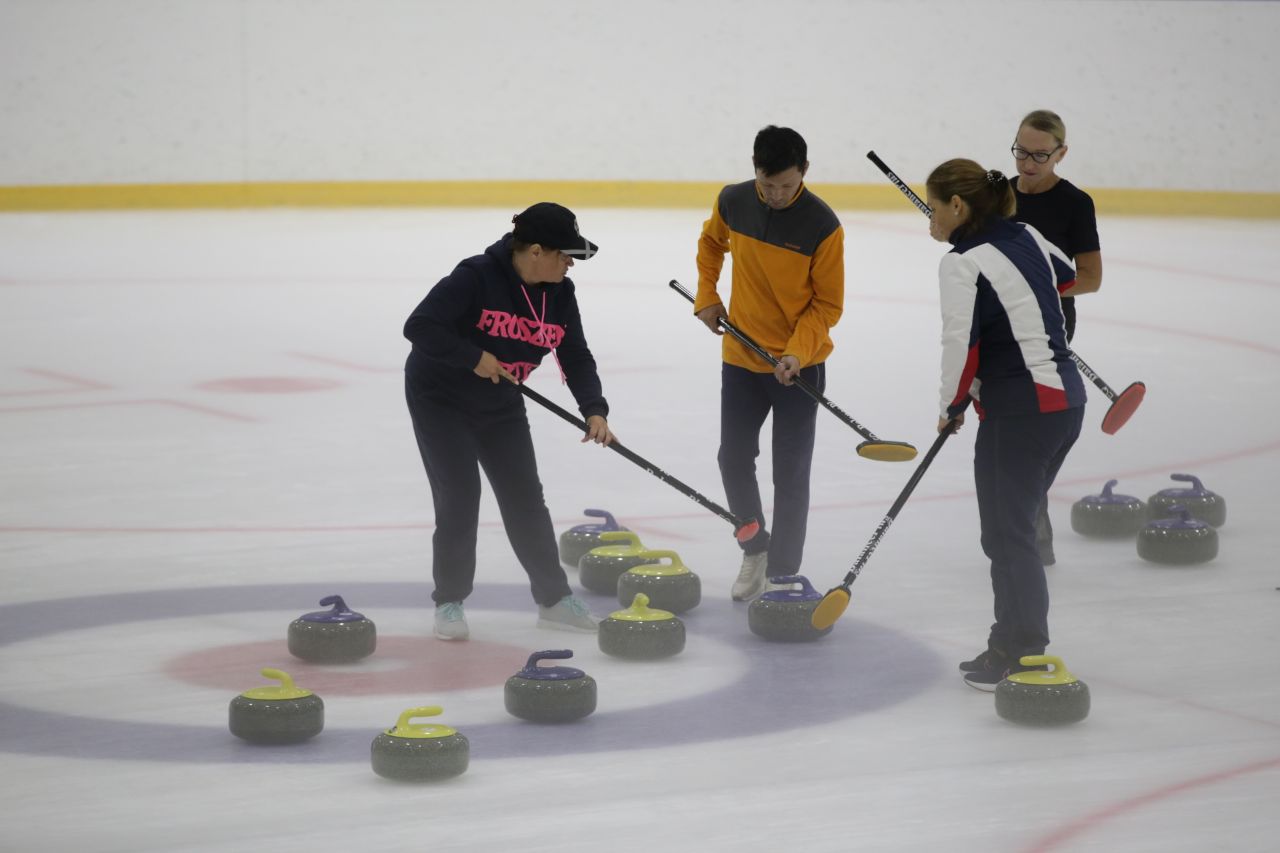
[1019,109,1066,145]
[926,158,1016,242]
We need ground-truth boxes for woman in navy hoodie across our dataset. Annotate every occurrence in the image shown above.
[404,203,611,640]
[925,160,1086,690]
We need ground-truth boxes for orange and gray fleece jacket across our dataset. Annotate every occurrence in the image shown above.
[694,180,844,371]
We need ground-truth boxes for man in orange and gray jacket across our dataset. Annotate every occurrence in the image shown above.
[693,125,845,601]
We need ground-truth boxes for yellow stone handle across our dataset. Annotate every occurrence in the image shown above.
[635,549,683,568]
[1019,654,1066,674]
[396,706,443,730]
[259,668,297,690]
[598,530,640,546]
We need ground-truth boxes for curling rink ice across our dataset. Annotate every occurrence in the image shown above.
[1,206,1278,853]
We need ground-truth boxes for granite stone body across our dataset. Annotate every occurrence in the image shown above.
[995,680,1091,726]
[370,732,470,781]
[617,571,701,614]
[228,694,325,744]
[1070,480,1146,537]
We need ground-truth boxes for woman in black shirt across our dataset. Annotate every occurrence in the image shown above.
[1009,109,1103,565]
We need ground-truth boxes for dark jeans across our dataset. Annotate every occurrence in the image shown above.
[405,380,571,608]
[718,362,822,576]
[974,407,1084,661]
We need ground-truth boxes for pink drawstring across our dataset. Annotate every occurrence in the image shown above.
[520,285,567,384]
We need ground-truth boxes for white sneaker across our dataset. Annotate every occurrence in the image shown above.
[732,552,769,601]
[433,601,469,640]
[537,595,600,633]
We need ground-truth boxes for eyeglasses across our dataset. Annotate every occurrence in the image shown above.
[1011,143,1062,164]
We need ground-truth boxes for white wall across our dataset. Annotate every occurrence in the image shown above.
[1,0,1277,191]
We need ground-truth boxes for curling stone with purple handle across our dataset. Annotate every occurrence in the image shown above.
[995,655,1090,726]
[559,508,630,569]
[598,593,685,660]
[287,594,376,663]
[1070,480,1146,538]
[1147,473,1226,528]
[748,575,832,643]
[229,668,324,744]
[504,649,597,723]
[579,530,651,595]
[1137,506,1219,565]
[371,706,469,781]
[616,549,701,614]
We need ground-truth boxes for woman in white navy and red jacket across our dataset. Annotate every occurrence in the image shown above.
[404,203,611,640]
[924,159,1086,691]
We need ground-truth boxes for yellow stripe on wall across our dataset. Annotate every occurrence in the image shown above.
[1,180,1278,218]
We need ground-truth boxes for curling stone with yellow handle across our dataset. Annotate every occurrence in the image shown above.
[994,655,1090,726]
[228,668,324,744]
[598,593,685,660]
[748,575,832,643]
[504,649,597,723]
[616,549,701,614]
[370,706,469,781]
[287,594,376,663]
[558,508,630,569]
[578,530,651,594]
[1070,480,1146,538]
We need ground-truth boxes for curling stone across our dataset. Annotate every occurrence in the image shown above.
[748,575,833,643]
[578,530,651,595]
[1147,473,1226,528]
[370,706,469,782]
[1070,480,1146,538]
[994,655,1090,726]
[287,594,376,663]
[559,508,630,569]
[504,649,597,723]
[616,549,701,614]
[598,593,685,660]
[1137,506,1219,565]
[228,668,324,744]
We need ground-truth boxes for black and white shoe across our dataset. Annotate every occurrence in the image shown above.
[963,661,1043,693]
[958,648,1005,673]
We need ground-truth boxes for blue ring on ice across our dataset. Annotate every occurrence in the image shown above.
[0,582,940,763]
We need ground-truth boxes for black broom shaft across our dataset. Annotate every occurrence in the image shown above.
[865,150,1121,403]
[840,421,956,585]
[1066,351,1118,400]
[516,383,746,529]
[668,279,882,443]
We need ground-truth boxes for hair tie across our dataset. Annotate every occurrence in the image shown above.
[986,170,1007,186]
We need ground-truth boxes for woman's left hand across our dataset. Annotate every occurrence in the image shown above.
[583,415,615,446]
[938,412,964,434]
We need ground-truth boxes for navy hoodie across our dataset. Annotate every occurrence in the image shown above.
[404,235,608,421]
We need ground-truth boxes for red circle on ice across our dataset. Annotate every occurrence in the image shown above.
[164,635,529,694]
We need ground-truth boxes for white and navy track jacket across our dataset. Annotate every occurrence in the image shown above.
[938,219,1086,421]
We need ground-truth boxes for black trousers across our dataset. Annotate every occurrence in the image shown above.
[1035,308,1078,551]
[717,362,823,575]
[974,407,1084,661]
[405,380,571,607]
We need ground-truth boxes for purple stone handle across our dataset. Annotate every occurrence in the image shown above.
[582,509,621,530]
[1170,473,1207,493]
[318,594,352,614]
[767,575,818,595]
[524,649,574,674]
[1101,480,1119,498]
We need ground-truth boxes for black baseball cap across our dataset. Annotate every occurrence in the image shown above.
[511,202,598,259]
